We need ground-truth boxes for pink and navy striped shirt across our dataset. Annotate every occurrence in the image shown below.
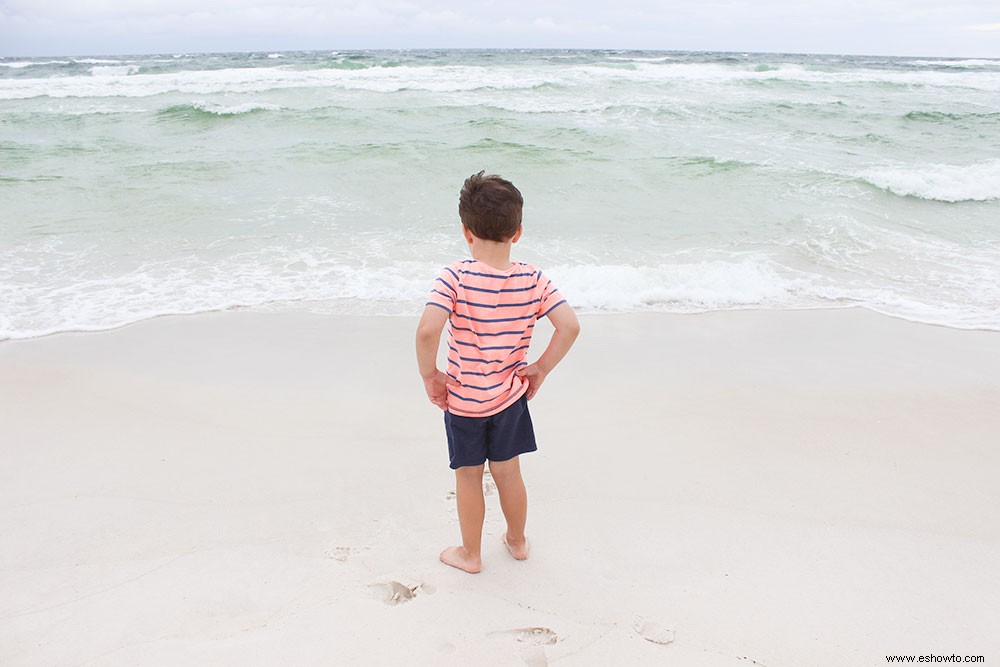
[427,259,566,417]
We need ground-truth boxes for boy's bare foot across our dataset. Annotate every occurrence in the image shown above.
[439,546,481,573]
[503,533,529,560]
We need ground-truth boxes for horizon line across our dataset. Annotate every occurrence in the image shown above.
[4,46,1000,61]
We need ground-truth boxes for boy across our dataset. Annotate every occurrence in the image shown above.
[415,171,580,574]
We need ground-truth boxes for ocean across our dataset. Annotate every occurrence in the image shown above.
[2,49,999,339]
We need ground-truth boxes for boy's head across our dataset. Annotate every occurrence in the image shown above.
[459,171,523,242]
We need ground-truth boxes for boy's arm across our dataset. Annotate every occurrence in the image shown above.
[516,302,580,400]
[415,304,453,410]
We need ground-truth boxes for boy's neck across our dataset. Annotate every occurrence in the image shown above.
[469,238,514,271]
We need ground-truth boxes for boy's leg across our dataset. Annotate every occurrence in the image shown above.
[440,463,485,573]
[488,456,529,560]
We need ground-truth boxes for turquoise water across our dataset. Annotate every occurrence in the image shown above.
[2,49,999,339]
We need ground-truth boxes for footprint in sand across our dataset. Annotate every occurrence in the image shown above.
[325,546,368,562]
[515,627,558,645]
[488,627,558,667]
[489,626,559,645]
[368,579,435,606]
[483,470,497,496]
[632,615,675,645]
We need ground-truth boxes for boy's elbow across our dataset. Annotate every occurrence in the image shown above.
[568,320,581,340]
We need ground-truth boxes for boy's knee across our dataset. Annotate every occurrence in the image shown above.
[455,464,485,481]
[487,457,522,481]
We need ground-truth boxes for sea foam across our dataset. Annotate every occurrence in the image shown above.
[860,160,1000,202]
[547,259,799,312]
[179,100,284,116]
[0,60,72,68]
[3,56,1000,101]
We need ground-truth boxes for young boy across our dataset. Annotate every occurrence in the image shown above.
[415,171,580,574]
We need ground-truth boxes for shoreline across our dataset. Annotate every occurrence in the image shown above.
[4,302,1000,346]
[2,308,998,665]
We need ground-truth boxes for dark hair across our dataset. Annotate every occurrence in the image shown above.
[458,171,523,242]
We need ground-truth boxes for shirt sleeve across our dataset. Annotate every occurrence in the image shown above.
[535,270,566,318]
[426,265,459,314]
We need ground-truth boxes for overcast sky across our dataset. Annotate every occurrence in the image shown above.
[1,0,999,58]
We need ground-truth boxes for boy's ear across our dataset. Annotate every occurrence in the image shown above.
[511,225,523,244]
[462,225,475,244]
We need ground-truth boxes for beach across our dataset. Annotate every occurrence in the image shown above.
[2,308,997,666]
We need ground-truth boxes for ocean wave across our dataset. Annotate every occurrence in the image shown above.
[0,242,432,340]
[0,65,532,99]
[3,234,998,340]
[460,137,597,160]
[606,55,679,63]
[4,56,1000,101]
[2,250,798,339]
[548,259,799,312]
[786,216,1000,330]
[678,155,766,173]
[74,58,128,65]
[859,159,1000,202]
[35,103,148,116]
[317,59,371,70]
[912,59,1000,69]
[569,62,1000,92]
[0,60,73,68]
[158,100,284,118]
[903,110,1000,122]
[90,65,141,77]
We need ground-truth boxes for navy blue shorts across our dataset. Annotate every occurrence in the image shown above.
[444,394,537,469]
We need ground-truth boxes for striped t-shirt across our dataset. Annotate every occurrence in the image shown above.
[427,259,566,418]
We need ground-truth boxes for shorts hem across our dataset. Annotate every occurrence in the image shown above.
[449,445,537,470]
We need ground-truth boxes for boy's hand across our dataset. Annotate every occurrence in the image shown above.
[423,370,455,411]
[515,303,579,401]
[516,364,548,400]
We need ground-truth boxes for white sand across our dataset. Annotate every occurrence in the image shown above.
[1,309,998,666]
